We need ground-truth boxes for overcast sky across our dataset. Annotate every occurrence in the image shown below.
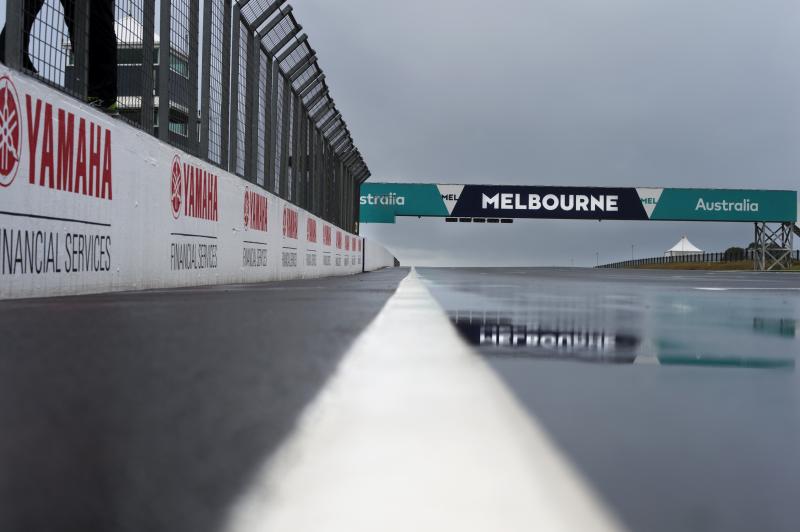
[291,0,800,266]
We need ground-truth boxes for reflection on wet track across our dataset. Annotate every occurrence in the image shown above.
[451,312,795,368]
[417,267,800,532]
[452,314,641,363]
[418,267,798,370]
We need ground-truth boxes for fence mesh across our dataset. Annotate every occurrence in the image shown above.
[329,127,345,146]
[4,0,368,228]
[24,0,90,98]
[292,62,318,91]
[302,80,323,105]
[239,0,280,27]
[261,11,297,52]
[279,39,310,73]
[308,95,327,118]
[316,108,335,128]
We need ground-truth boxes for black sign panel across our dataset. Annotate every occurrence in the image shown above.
[450,185,649,220]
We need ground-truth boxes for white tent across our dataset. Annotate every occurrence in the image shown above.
[664,236,703,257]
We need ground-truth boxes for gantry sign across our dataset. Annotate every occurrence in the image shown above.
[359,183,799,270]
[359,183,797,224]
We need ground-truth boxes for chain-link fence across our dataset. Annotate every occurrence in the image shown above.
[2,0,369,233]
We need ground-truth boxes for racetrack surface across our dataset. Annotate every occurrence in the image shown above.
[0,268,408,532]
[2,266,799,532]
[418,267,800,532]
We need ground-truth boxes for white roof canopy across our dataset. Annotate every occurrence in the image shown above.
[666,235,703,253]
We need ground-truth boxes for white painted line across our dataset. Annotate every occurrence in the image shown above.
[223,268,625,532]
[694,287,800,291]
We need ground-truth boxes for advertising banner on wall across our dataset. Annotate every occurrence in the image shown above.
[360,183,797,223]
[0,67,373,299]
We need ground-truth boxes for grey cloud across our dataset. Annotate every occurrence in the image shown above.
[293,0,799,265]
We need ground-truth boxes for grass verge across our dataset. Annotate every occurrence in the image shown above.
[630,260,800,271]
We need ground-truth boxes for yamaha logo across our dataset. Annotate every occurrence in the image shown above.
[243,186,250,228]
[243,187,268,232]
[170,154,182,218]
[0,75,21,187]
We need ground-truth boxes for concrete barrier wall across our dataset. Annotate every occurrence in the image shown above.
[0,67,377,299]
[363,238,397,272]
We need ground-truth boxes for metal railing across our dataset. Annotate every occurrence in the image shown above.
[2,0,369,233]
[598,250,800,269]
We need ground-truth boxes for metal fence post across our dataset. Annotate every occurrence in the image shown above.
[348,173,354,233]
[343,166,350,231]
[338,160,345,228]
[4,0,23,70]
[228,4,242,174]
[328,145,335,223]
[219,0,232,168]
[245,30,259,181]
[262,51,273,188]
[269,59,280,193]
[296,107,307,208]
[323,143,328,222]
[71,0,89,99]
[187,0,200,153]
[309,123,317,214]
[314,130,321,216]
[279,75,291,198]
[304,111,312,210]
[140,0,156,134]
[158,0,171,141]
[199,0,212,157]
[317,129,324,216]
[291,91,301,202]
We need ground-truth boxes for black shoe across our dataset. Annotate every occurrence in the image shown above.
[87,97,120,116]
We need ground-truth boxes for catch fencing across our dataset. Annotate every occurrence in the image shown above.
[598,250,800,269]
[2,0,368,233]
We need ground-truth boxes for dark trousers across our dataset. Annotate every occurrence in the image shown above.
[0,0,117,103]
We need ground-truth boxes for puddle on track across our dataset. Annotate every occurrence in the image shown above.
[418,268,799,370]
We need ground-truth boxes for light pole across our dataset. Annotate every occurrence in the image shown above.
[631,244,635,261]
[596,252,599,267]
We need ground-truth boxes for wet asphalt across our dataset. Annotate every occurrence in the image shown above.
[417,267,800,532]
[0,268,408,532]
[2,266,799,532]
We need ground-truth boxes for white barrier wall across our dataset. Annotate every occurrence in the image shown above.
[0,67,376,299]
[363,238,397,272]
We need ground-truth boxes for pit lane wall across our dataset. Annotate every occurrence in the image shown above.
[362,238,397,272]
[0,67,379,299]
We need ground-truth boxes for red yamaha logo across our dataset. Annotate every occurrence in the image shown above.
[243,188,267,232]
[0,75,21,187]
[243,186,250,228]
[170,154,182,218]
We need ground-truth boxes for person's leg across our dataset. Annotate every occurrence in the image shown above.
[0,0,47,71]
[87,0,117,106]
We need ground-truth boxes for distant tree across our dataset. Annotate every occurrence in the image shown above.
[723,246,745,261]
[746,241,785,251]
